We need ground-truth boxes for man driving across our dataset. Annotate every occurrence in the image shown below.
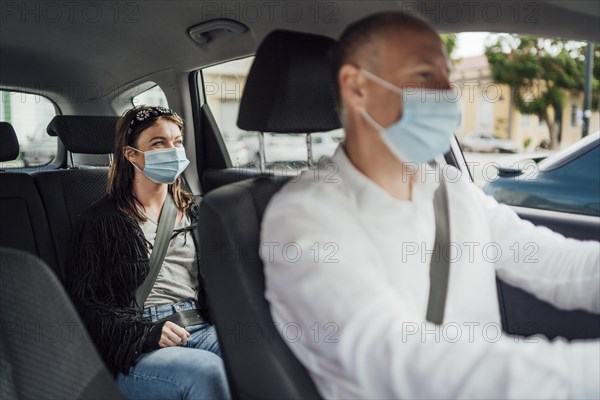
[261,11,600,399]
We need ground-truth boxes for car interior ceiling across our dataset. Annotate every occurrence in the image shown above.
[1,2,598,113]
[1,0,599,398]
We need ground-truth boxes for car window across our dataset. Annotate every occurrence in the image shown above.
[556,144,600,180]
[538,132,600,172]
[200,57,344,172]
[455,33,599,218]
[132,84,169,107]
[0,90,57,169]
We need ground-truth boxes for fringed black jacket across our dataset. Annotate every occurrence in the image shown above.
[65,195,210,377]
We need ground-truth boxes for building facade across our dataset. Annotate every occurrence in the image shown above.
[453,55,599,151]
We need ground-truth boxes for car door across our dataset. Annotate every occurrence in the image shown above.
[456,133,599,339]
[421,128,599,344]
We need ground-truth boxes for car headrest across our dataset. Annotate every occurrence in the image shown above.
[237,29,341,134]
[0,122,20,162]
[47,116,118,154]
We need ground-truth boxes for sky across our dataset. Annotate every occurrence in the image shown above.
[454,32,588,59]
[455,32,490,58]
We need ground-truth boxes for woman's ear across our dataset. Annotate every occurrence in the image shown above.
[339,64,368,113]
[123,146,136,162]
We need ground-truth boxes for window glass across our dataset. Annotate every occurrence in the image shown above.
[201,57,343,172]
[0,90,57,168]
[456,32,599,216]
[558,144,599,179]
[132,84,169,107]
[562,144,600,216]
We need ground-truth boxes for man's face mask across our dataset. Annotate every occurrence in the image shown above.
[360,68,461,164]
[128,146,190,184]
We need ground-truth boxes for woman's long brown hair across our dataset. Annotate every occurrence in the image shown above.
[108,105,193,222]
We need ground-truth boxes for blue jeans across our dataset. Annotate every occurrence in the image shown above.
[116,300,231,400]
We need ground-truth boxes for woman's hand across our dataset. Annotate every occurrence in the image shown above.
[159,321,191,347]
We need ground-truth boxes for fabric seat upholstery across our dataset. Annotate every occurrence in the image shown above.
[0,122,59,274]
[198,29,341,399]
[0,247,124,399]
[200,175,312,399]
[33,115,118,279]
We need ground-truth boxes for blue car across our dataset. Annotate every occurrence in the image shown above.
[483,132,600,217]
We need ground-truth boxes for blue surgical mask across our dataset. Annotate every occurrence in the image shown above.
[128,146,190,184]
[360,69,461,164]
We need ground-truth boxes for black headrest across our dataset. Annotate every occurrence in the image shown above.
[47,116,118,154]
[0,122,19,162]
[237,29,341,134]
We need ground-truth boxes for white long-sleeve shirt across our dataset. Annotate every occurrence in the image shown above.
[261,146,600,399]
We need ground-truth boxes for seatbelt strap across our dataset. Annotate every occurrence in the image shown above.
[425,175,451,325]
[135,195,178,310]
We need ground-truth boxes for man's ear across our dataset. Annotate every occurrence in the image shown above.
[339,64,367,112]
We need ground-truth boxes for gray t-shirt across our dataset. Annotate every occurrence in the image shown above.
[139,212,199,308]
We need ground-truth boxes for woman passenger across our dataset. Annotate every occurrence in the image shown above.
[66,105,230,399]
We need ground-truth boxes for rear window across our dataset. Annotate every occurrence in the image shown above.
[132,84,169,107]
[0,90,57,168]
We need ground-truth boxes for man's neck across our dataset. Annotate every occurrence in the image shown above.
[343,130,414,201]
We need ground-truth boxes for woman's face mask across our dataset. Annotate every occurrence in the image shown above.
[127,146,190,184]
[360,68,461,164]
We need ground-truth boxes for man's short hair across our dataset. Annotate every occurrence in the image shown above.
[330,11,437,108]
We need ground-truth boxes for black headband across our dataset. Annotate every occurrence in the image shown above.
[127,106,179,135]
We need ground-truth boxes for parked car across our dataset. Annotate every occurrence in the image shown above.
[227,139,253,166]
[241,131,343,166]
[19,134,56,167]
[484,131,600,216]
[461,132,519,153]
[311,131,344,161]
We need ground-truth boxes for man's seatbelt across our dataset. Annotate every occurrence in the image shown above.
[135,195,177,310]
[426,175,451,325]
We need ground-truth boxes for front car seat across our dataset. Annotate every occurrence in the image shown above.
[0,247,124,399]
[198,30,341,399]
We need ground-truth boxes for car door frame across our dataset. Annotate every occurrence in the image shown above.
[452,134,600,340]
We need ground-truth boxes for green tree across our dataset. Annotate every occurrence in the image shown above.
[576,43,600,111]
[441,33,459,64]
[485,35,596,149]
